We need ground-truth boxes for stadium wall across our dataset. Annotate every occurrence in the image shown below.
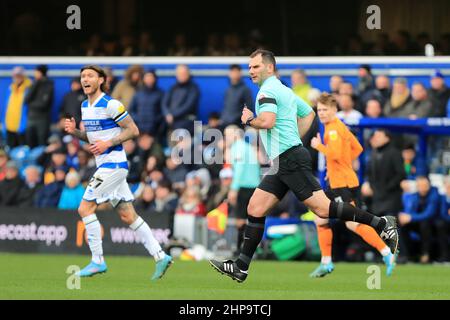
[1,56,450,123]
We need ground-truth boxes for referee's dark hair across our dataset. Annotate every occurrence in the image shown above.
[80,65,107,92]
[250,49,276,69]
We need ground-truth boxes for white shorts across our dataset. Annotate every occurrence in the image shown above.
[83,168,134,207]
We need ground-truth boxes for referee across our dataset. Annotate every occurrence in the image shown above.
[210,49,399,283]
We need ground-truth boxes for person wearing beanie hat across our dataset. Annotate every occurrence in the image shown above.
[428,70,450,117]
[25,64,54,147]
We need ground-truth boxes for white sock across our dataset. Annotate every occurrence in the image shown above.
[130,216,166,261]
[321,256,332,264]
[380,246,391,257]
[82,214,104,264]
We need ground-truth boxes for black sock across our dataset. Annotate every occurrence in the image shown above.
[328,201,386,233]
[236,215,266,271]
[236,224,246,255]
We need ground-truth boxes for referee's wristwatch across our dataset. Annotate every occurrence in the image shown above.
[245,117,254,126]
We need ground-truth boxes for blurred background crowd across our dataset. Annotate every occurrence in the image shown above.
[0,62,449,263]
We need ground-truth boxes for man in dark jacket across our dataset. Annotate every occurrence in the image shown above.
[162,65,199,135]
[362,129,406,216]
[399,176,440,263]
[59,78,86,126]
[35,166,66,208]
[17,165,43,207]
[129,69,164,137]
[428,70,450,117]
[0,161,24,206]
[220,64,253,127]
[25,65,54,147]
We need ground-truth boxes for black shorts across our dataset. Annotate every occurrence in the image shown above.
[325,186,360,206]
[258,145,322,202]
[233,188,255,219]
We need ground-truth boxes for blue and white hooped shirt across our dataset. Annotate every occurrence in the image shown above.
[81,93,129,170]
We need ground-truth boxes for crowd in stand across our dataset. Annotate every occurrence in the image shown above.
[0,62,449,263]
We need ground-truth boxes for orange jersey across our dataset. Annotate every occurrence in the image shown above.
[316,117,363,189]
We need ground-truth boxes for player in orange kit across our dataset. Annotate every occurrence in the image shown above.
[310,93,397,277]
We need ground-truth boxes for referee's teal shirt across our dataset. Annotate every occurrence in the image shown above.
[255,75,313,160]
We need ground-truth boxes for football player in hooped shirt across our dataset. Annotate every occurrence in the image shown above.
[209,50,399,283]
[65,65,172,280]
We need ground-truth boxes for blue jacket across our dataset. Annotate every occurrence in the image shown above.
[129,86,164,135]
[403,187,440,222]
[441,195,450,222]
[58,184,85,210]
[220,81,253,126]
[162,80,199,122]
[35,181,65,208]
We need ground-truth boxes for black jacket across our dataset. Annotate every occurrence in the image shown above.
[367,142,406,215]
[220,81,253,126]
[60,89,86,125]
[162,79,199,128]
[0,176,24,206]
[25,77,54,121]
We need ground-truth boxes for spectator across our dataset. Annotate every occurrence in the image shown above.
[104,67,118,94]
[58,171,84,210]
[428,70,450,117]
[124,139,143,184]
[357,64,375,97]
[25,64,54,148]
[399,176,440,263]
[77,148,96,184]
[37,140,67,174]
[153,180,178,216]
[402,143,417,180]
[392,30,414,55]
[204,33,223,56]
[119,34,136,56]
[362,129,406,216]
[85,34,104,56]
[291,69,313,105]
[168,33,194,56]
[137,32,157,56]
[128,69,164,136]
[365,99,383,118]
[1,66,32,148]
[135,184,155,212]
[220,64,253,127]
[35,166,66,207]
[405,82,435,119]
[185,168,211,201]
[59,77,85,126]
[373,75,391,107]
[384,77,412,118]
[338,82,362,113]
[176,186,206,216]
[329,75,343,95]
[163,156,188,192]
[206,167,233,212]
[112,64,144,108]
[0,149,8,181]
[65,136,79,170]
[162,64,200,135]
[17,165,42,207]
[436,176,450,262]
[370,33,394,55]
[337,94,363,123]
[137,133,165,169]
[206,112,221,131]
[0,161,24,206]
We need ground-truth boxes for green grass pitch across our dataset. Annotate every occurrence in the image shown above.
[1,253,449,300]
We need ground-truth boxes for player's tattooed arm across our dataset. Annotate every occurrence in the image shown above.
[110,116,140,146]
[73,129,89,142]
